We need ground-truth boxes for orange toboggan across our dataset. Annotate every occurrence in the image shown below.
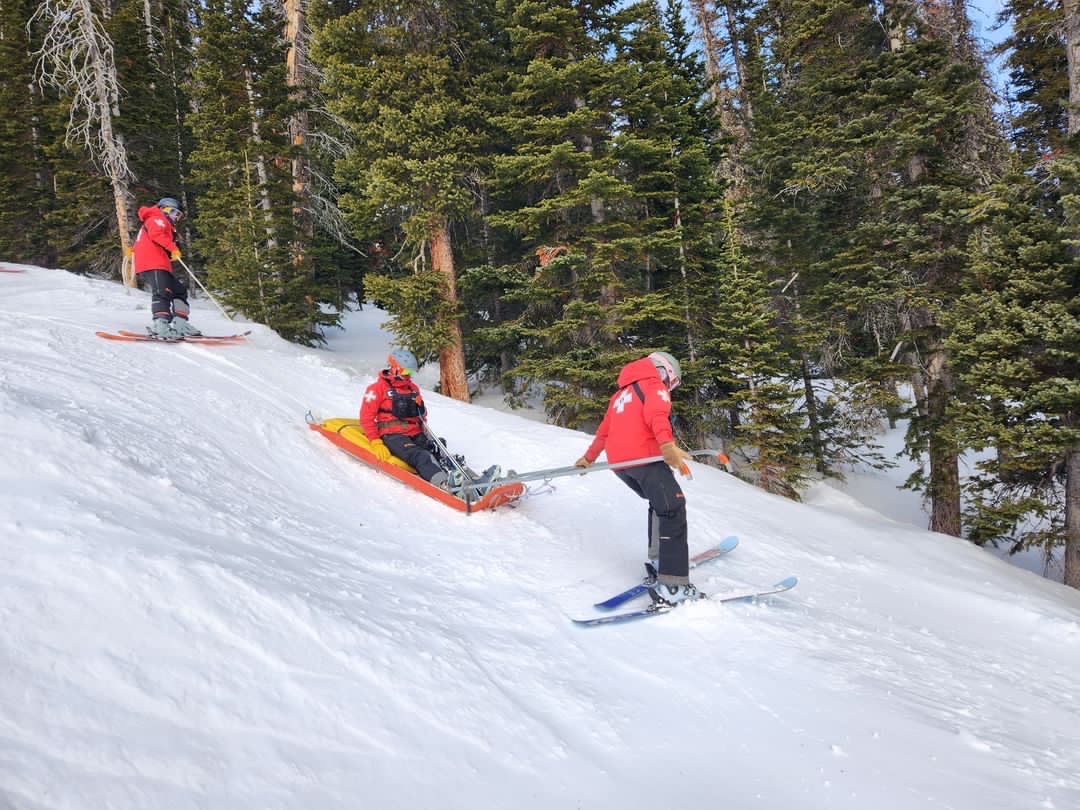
[309,417,525,514]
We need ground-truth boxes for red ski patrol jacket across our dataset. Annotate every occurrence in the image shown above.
[583,357,676,465]
[132,205,180,275]
[360,370,428,441]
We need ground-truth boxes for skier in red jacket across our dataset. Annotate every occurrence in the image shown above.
[132,197,201,338]
[360,348,444,485]
[575,352,697,604]
[360,348,501,494]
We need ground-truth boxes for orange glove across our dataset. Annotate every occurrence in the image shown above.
[369,439,392,462]
[574,456,593,469]
[660,442,692,472]
[170,249,182,261]
[123,247,133,258]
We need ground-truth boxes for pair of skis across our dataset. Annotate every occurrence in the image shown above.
[573,535,797,627]
[96,329,251,344]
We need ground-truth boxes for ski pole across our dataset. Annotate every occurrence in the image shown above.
[418,416,485,500]
[418,416,472,479]
[491,449,729,487]
[176,257,234,321]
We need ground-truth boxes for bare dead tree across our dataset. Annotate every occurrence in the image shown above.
[31,0,137,284]
[295,58,364,257]
[688,0,722,104]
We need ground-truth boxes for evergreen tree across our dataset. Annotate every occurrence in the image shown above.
[311,0,503,397]
[485,0,625,425]
[703,199,812,496]
[996,0,1068,157]
[4,0,195,278]
[740,0,1002,521]
[735,0,903,481]
[947,164,1080,579]
[968,0,1080,586]
[845,31,993,536]
[488,0,721,430]
[110,0,192,201]
[188,0,335,343]
[0,0,56,265]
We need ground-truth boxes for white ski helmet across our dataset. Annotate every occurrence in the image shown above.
[648,351,682,391]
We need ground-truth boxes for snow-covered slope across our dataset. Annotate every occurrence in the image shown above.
[2,265,1078,810]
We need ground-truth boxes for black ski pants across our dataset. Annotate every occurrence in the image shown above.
[141,269,189,321]
[382,433,444,481]
[615,461,689,584]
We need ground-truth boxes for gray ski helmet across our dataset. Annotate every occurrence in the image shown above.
[648,351,682,390]
[157,197,184,223]
[387,347,419,377]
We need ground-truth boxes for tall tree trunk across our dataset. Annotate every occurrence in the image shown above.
[1061,0,1080,589]
[429,217,469,402]
[244,69,277,249]
[1065,446,1080,588]
[285,0,312,266]
[925,334,961,536]
[572,94,613,309]
[141,0,156,54]
[672,187,697,363]
[787,275,823,472]
[82,0,134,283]
[112,183,135,285]
[474,175,512,380]
[80,0,134,283]
[1068,0,1080,136]
[573,96,607,225]
[801,358,825,474]
[721,1,753,127]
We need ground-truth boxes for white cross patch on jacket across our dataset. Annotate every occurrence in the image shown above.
[613,389,634,414]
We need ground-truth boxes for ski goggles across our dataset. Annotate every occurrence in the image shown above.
[161,205,184,224]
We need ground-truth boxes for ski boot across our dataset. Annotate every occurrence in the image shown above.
[648,582,703,606]
[171,316,202,337]
[148,317,178,339]
[433,469,469,495]
[470,465,502,497]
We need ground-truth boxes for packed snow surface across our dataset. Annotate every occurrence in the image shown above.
[1,265,1078,810]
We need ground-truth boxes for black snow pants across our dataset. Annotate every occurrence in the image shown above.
[615,461,689,584]
[141,269,190,321]
[382,432,445,482]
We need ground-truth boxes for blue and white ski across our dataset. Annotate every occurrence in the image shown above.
[593,535,739,610]
[573,575,798,627]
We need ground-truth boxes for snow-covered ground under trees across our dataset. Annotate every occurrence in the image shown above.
[1,263,1078,810]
